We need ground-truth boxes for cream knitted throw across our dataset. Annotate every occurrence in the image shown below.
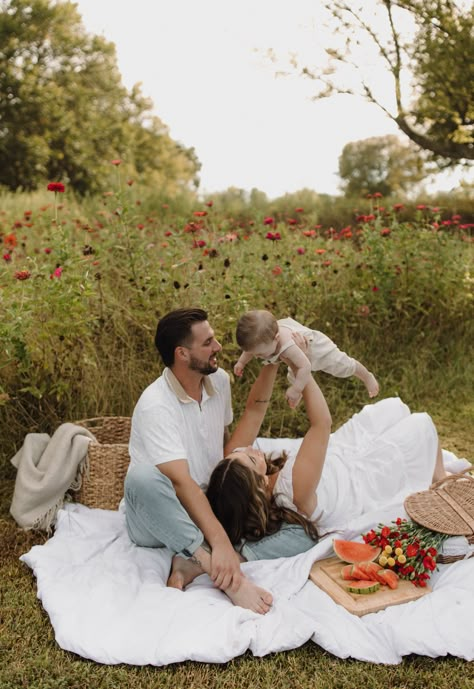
[10,423,96,531]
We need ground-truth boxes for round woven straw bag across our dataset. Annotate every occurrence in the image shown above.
[404,467,474,564]
[73,416,131,511]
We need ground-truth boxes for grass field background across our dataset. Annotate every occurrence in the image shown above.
[1,184,473,687]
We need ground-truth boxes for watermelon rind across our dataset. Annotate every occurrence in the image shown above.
[346,580,380,594]
[333,539,381,564]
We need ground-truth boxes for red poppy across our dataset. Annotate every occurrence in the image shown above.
[47,182,65,193]
[380,228,391,236]
[295,207,304,212]
[265,232,281,241]
[205,200,214,207]
[110,159,122,166]
[3,252,11,262]
[315,248,326,255]
[193,211,207,217]
[263,217,274,225]
[296,247,306,255]
[271,265,282,276]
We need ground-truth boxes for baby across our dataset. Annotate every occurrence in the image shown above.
[234,310,379,408]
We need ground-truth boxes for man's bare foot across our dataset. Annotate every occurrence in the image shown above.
[167,555,203,590]
[226,577,273,615]
[365,373,379,398]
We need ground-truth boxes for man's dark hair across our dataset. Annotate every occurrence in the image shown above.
[155,308,208,367]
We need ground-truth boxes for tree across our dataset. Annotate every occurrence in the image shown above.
[279,0,473,165]
[0,0,200,194]
[338,135,427,197]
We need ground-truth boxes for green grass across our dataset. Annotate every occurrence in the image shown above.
[1,401,473,688]
[1,190,474,686]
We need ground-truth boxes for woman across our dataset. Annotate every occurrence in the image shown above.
[207,363,447,551]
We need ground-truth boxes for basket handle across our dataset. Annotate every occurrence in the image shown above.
[429,465,474,491]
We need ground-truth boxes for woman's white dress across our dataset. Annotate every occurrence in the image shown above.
[254,397,438,535]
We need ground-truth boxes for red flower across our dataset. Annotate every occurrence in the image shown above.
[193,211,207,217]
[271,265,282,276]
[393,203,404,211]
[263,217,274,225]
[296,247,306,255]
[205,200,214,207]
[406,543,419,557]
[126,179,134,186]
[50,266,63,279]
[381,526,391,538]
[372,286,379,292]
[373,192,383,198]
[110,159,122,166]
[416,204,426,210]
[14,270,31,280]
[3,252,11,262]
[47,182,65,193]
[380,228,391,236]
[4,233,17,248]
[265,232,281,241]
[295,207,304,212]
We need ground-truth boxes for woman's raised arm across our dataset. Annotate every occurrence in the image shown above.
[291,376,332,517]
[224,364,279,455]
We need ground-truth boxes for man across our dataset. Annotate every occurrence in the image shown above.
[124,308,315,614]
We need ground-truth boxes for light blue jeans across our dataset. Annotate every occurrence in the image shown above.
[124,464,317,561]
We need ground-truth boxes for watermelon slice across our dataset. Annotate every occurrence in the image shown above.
[357,560,385,582]
[333,539,381,564]
[377,568,399,590]
[346,580,380,594]
[340,565,354,581]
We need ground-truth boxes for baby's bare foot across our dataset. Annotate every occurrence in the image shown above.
[167,555,202,590]
[226,577,273,614]
[366,373,379,398]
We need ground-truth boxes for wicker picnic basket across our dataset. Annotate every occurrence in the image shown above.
[73,416,131,510]
[404,467,474,564]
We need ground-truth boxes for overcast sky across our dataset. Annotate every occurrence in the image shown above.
[74,0,470,198]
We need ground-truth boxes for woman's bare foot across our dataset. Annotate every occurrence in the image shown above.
[167,555,203,590]
[226,577,273,615]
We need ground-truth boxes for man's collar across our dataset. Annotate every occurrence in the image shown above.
[163,367,216,403]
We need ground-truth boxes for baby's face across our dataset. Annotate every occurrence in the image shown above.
[252,338,279,359]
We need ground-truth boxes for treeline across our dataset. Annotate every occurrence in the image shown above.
[0,0,200,195]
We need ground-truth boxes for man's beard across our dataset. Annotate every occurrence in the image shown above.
[189,354,218,375]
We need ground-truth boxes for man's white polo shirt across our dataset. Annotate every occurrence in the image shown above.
[128,367,233,489]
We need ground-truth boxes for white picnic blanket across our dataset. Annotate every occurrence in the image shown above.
[21,452,474,666]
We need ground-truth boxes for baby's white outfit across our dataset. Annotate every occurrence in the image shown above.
[262,317,356,378]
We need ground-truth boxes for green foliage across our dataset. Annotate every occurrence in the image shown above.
[338,135,428,197]
[288,0,474,164]
[0,184,473,460]
[1,186,474,682]
[0,0,200,194]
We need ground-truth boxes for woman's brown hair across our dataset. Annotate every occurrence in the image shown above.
[206,453,319,545]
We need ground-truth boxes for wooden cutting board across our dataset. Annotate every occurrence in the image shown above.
[309,556,430,616]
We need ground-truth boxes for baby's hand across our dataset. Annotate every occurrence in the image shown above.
[234,363,245,377]
[366,373,380,398]
[286,385,302,409]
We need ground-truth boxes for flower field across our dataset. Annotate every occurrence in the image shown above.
[1,180,474,686]
[1,181,473,462]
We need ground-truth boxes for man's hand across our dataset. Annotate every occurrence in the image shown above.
[210,539,243,591]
